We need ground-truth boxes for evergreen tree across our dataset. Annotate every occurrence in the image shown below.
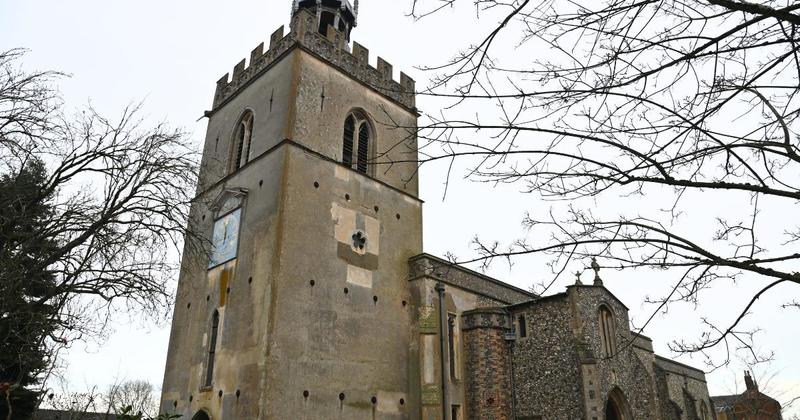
[0,48,197,419]
[0,158,60,420]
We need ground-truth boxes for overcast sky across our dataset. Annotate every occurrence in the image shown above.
[2,0,798,415]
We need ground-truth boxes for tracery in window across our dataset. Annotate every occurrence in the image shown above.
[232,111,254,171]
[599,305,617,358]
[341,112,372,174]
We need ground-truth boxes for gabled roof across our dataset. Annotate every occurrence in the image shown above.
[711,394,741,411]
[711,390,783,412]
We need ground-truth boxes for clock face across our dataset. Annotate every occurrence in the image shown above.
[209,208,241,268]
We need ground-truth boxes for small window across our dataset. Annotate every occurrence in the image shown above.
[232,111,254,171]
[448,313,457,380]
[451,405,461,420]
[205,310,220,387]
[599,305,617,358]
[518,314,527,338]
[341,112,372,175]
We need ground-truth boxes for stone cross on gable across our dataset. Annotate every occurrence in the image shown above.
[591,257,603,286]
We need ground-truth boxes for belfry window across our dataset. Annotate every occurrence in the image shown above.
[232,111,254,171]
[357,123,369,173]
[205,310,220,387]
[343,116,355,168]
[599,305,617,358]
[341,112,372,174]
[318,11,335,36]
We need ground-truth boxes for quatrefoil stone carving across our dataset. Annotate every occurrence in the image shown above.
[352,231,367,252]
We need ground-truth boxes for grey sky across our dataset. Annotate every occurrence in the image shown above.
[1,0,797,414]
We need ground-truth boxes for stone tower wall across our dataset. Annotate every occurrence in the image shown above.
[257,144,422,419]
[161,7,421,419]
[197,8,418,197]
[160,150,288,419]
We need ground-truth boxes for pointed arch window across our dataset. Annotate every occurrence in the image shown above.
[232,111,254,172]
[599,305,617,358]
[341,112,372,174]
[343,115,355,168]
[204,310,220,387]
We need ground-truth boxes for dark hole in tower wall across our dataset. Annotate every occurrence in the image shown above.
[318,12,335,36]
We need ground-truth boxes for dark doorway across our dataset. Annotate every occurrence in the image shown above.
[606,399,623,420]
[192,410,211,420]
[605,387,631,420]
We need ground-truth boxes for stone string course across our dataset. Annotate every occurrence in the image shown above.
[213,11,416,111]
[409,254,534,305]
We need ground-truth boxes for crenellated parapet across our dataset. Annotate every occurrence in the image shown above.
[213,9,416,111]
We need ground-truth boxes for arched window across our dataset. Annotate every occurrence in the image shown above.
[341,112,372,174]
[192,411,211,420]
[342,115,355,168]
[204,310,220,387]
[599,305,617,358]
[232,111,254,172]
[605,387,631,420]
[357,123,370,173]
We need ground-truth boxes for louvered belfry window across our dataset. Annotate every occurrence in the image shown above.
[232,111,254,172]
[357,123,369,173]
[342,115,355,168]
[342,112,371,174]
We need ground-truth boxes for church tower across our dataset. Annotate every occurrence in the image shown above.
[160,2,422,418]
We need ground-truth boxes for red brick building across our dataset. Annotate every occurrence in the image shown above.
[712,372,783,420]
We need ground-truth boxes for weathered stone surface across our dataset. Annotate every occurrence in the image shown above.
[213,9,415,112]
[161,5,714,420]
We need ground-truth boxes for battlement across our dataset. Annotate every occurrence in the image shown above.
[213,10,416,111]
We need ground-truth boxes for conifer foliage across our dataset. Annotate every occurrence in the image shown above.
[0,49,198,419]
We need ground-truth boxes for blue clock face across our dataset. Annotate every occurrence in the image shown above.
[209,208,241,268]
